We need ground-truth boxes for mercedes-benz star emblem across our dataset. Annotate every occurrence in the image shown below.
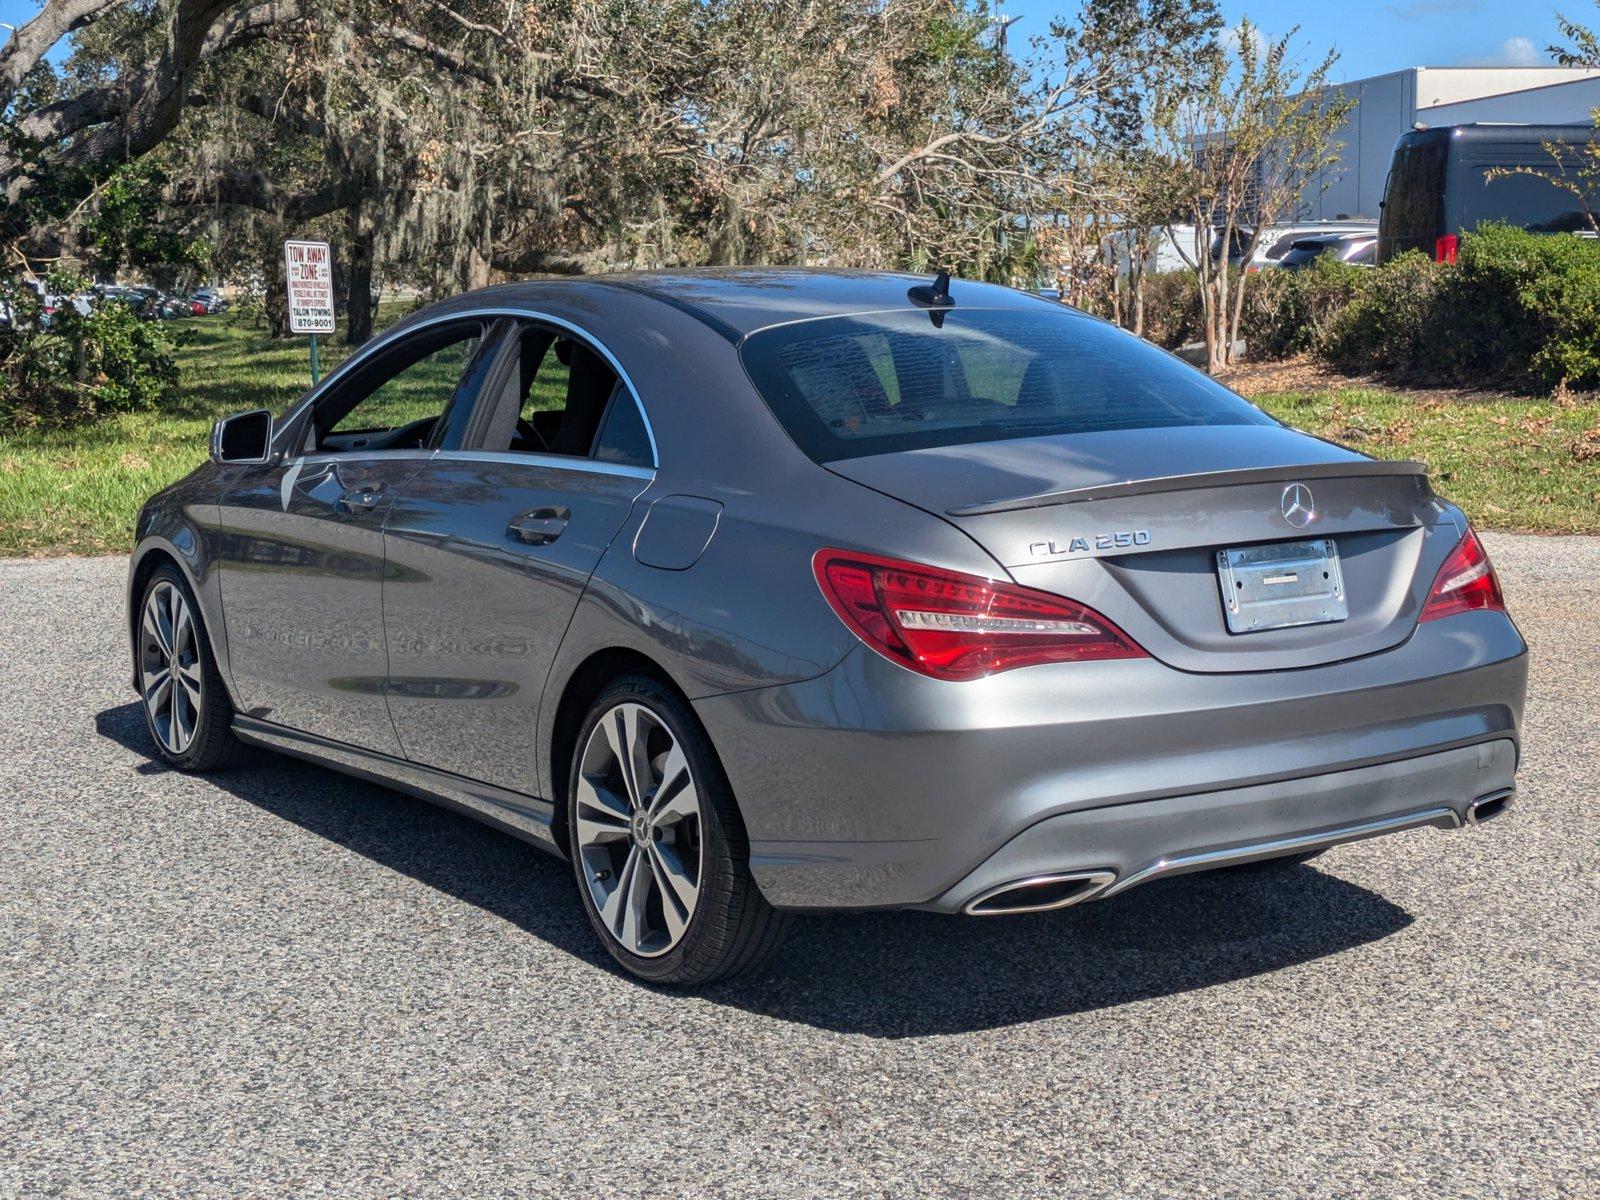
[1281,483,1317,529]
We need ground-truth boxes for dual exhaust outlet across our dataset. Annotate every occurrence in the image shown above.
[964,789,1514,916]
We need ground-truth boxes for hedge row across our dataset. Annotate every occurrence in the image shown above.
[1162,224,1600,392]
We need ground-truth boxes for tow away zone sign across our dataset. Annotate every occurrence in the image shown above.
[284,239,335,334]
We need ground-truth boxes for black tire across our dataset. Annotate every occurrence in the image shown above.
[1220,849,1326,874]
[566,674,788,986]
[135,563,243,772]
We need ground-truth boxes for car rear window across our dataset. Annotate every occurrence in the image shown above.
[738,307,1276,462]
[1380,135,1448,255]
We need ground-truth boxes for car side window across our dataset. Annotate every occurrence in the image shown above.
[594,384,653,468]
[309,322,486,454]
[476,323,650,466]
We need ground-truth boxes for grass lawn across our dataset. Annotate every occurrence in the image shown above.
[0,316,361,557]
[1259,387,1600,535]
[2,322,1598,557]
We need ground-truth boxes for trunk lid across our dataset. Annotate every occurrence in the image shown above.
[826,426,1459,673]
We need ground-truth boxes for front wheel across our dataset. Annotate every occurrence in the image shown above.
[136,564,242,772]
[566,675,788,985]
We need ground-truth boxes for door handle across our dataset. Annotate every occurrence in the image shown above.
[508,506,570,545]
[338,485,385,513]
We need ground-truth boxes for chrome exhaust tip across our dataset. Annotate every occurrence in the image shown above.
[1466,790,1514,827]
[963,870,1117,917]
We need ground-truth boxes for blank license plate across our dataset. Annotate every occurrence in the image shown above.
[1217,539,1347,634]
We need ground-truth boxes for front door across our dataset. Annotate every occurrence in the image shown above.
[381,321,656,794]
[216,319,498,752]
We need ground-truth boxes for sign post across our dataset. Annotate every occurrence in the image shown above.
[283,239,335,383]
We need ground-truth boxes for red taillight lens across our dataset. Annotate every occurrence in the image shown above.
[1434,234,1459,264]
[812,549,1146,680]
[1420,527,1504,622]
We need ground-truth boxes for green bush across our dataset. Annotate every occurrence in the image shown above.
[1453,223,1600,389]
[1243,256,1369,360]
[1137,269,1203,350]
[1319,251,1446,378]
[1,275,178,427]
[1317,226,1600,390]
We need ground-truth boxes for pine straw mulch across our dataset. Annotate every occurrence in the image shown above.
[1214,356,1530,407]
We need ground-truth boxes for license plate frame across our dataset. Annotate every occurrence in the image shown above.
[1216,539,1347,634]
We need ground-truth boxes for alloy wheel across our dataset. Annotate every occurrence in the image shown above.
[139,580,202,756]
[574,701,703,958]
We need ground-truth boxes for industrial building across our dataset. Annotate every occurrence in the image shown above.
[1300,67,1600,220]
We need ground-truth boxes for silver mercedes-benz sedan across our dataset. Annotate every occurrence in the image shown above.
[127,269,1527,984]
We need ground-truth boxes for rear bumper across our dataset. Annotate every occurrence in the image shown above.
[929,740,1515,914]
[693,610,1527,910]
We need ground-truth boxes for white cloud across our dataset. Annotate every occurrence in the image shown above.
[1462,36,1547,67]
[1219,21,1269,61]
[1499,35,1543,66]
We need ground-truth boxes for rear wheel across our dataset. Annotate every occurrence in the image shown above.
[566,675,788,985]
[136,564,242,772]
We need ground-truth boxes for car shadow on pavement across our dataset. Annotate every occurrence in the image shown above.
[98,701,1415,1039]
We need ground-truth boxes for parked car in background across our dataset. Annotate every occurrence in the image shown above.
[1223,221,1378,271]
[1277,232,1377,270]
[151,293,193,320]
[96,285,139,307]
[128,269,1528,986]
[1378,123,1598,264]
[192,289,229,314]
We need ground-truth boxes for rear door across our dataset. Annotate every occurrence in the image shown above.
[1378,132,1447,261]
[216,319,496,751]
[381,318,655,795]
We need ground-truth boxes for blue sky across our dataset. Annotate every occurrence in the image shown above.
[1001,0,1577,82]
[0,0,1581,82]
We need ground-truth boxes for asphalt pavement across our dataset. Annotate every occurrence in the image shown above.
[1,533,1596,1198]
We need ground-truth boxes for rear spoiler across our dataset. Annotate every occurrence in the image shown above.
[946,459,1429,516]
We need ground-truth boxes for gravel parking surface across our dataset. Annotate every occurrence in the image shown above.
[2,533,1596,1198]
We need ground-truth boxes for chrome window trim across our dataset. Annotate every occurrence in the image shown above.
[431,449,656,482]
[296,449,439,466]
[275,306,660,469]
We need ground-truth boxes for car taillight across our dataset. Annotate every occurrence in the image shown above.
[1420,527,1504,622]
[812,548,1146,680]
[1434,234,1459,264]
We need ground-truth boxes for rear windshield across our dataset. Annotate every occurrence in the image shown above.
[1380,136,1447,253]
[738,307,1276,462]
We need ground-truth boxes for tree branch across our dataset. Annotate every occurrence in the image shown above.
[168,168,361,221]
[0,0,123,105]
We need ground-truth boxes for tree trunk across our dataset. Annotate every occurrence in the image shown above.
[1129,238,1148,338]
[264,237,288,338]
[1226,262,1249,366]
[344,201,375,346]
[465,241,492,291]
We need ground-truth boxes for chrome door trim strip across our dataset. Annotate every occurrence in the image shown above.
[297,449,440,465]
[1102,806,1462,896]
[233,715,562,853]
[428,450,656,481]
[275,306,660,468]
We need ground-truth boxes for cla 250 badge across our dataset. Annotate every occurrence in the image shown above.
[1029,530,1152,558]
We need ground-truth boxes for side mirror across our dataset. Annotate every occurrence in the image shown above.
[211,409,274,465]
